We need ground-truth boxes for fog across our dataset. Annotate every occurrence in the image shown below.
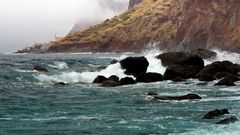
[0,0,129,53]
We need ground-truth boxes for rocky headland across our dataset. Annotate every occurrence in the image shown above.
[17,0,240,53]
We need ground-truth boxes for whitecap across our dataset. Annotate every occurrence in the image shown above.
[48,61,68,69]
[35,63,132,84]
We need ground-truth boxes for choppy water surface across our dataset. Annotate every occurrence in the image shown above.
[0,50,240,135]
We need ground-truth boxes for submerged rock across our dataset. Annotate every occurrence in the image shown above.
[154,93,201,101]
[120,56,149,77]
[136,72,163,83]
[216,117,239,125]
[120,77,136,85]
[93,76,108,83]
[33,65,48,72]
[203,109,229,119]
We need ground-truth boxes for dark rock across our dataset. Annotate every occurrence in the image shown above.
[226,74,240,82]
[157,52,190,67]
[147,91,158,96]
[108,75,119,82]
[120,57,149,77]
[163,65,201,80]
[214,77,236,86]
[222,61,240,74]
[93,76,108,83]
[198,73,215,81]
[101,80,120,87]
[214,72,233,79]
[203,109,230,119]
[172,77,186,82]
[154,93,201,100]
[216,117,239,124]
[191,49,217,60]
[157,52,204,68]
[136,72,163,83]
[33,65,48,72]
[120,77,136,85]
[198,61,240,81]
[110,59,118,64]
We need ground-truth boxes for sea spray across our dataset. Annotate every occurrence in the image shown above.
[36,63,131,84]
[143,48,166,74]
[204,49,240,65]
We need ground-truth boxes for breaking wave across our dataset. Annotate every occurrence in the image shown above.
[35,48,240,84]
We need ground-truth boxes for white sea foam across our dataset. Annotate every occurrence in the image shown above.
[14,69,37,73]
[143,49,166,74]
[36,63,131,84]
[48,61,69,69]
[205,49,240,65]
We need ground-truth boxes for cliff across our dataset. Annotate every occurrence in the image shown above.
[18,0,240,53]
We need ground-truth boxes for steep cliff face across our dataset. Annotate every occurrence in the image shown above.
[19,0,240,53]
[128,0,143,9]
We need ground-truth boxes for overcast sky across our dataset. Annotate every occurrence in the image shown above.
[0,0,129,53]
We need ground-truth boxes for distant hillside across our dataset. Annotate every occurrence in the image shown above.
[18,0,240,53]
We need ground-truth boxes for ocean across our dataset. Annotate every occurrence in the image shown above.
[0,49,240,135]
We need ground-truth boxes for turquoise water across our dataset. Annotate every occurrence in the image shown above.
[0,51,240,135]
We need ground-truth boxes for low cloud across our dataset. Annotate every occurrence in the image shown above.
[0,0,129,52]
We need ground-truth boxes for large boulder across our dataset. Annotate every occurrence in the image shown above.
[33,65,48,72]
[163,65,201,80]
[203,109,229,119]
[136,72,163,83]
[154,93,201,100]
[191,49,217,59]
[120,57,149,77]
[156,52,204,68]
[198,61,240,81]
[157,52,190,67]
[120,77,136,85]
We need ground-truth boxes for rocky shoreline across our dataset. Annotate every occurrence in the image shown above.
[33,49,240,125]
